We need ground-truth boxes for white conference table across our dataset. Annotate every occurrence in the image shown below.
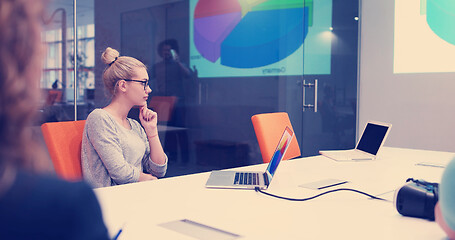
[94,147,454,240]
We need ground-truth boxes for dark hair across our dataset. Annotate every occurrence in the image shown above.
[157,39,179,57]
[0,0,47,170]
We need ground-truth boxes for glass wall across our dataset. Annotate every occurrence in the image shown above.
[41,0,359,177]
[40,0,95,124]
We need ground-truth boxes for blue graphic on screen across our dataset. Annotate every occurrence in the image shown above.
[266,130,292,177]
[189,0,333,78]
[220,7,307,68]
[267,151,282,176]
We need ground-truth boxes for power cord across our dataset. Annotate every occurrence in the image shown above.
[254,187,388,201]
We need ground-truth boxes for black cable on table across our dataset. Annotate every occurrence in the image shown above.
[254,187,388,201]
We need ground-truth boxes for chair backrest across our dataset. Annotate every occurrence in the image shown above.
[41,120,86,181]
[148,96,178,123]
[251,112,301,163]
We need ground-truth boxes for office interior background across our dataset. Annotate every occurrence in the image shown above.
[38,0,455,177]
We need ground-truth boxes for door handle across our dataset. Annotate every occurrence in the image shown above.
[302,79,318,112]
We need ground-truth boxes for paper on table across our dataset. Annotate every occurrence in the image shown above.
[159,219,241,240]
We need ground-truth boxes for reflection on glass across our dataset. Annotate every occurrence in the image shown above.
[36,0,359,179]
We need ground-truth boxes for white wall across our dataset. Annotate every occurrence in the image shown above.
[359,0,455,152]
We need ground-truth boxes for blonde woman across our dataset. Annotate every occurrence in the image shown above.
[82,47,167,188]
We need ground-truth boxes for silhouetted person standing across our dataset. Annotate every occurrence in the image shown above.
[152,39,195,127]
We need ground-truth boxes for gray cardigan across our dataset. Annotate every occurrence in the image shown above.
[81,109,167,188]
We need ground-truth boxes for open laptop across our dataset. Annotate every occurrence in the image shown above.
[319,121,392,161]
[205,126,294,190]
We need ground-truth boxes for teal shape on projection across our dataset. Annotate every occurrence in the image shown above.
[426,0,455,45]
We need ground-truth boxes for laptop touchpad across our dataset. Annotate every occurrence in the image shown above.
[206,171,236,186]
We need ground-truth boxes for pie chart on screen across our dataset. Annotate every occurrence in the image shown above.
[193,0,311,69]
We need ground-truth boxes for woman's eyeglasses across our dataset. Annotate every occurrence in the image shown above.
[123,79,149,90]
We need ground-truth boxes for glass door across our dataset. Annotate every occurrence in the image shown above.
[289,0,359,156]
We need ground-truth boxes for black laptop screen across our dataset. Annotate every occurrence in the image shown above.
[356,123,389,155]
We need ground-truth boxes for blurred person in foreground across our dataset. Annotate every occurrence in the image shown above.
[0,0,109,239]
[435,158,455,239]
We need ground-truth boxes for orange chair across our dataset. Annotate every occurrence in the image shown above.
[148,96,178,123]
[41,120,86,181]
[45,90,62,106]
[251,112,301,163]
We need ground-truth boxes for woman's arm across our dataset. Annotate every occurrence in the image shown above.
[138,106,167,177]
[139,106,166,164]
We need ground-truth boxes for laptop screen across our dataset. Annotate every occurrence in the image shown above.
[356,122,390,155]
[266,126,294,178]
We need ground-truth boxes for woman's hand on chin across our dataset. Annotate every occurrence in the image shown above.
[139,105,158,137]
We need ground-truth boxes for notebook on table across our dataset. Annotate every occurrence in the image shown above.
[319,121,392,161]
[205,126,294,190]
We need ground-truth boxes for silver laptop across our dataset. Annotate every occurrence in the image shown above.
[319,121,392,161]
[205,126,294,190]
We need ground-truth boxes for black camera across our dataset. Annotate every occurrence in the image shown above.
[394,178,439,220]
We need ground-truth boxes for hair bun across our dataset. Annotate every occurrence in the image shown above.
[101,47,120,65]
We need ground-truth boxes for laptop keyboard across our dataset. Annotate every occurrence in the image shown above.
[234,172,259,185]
